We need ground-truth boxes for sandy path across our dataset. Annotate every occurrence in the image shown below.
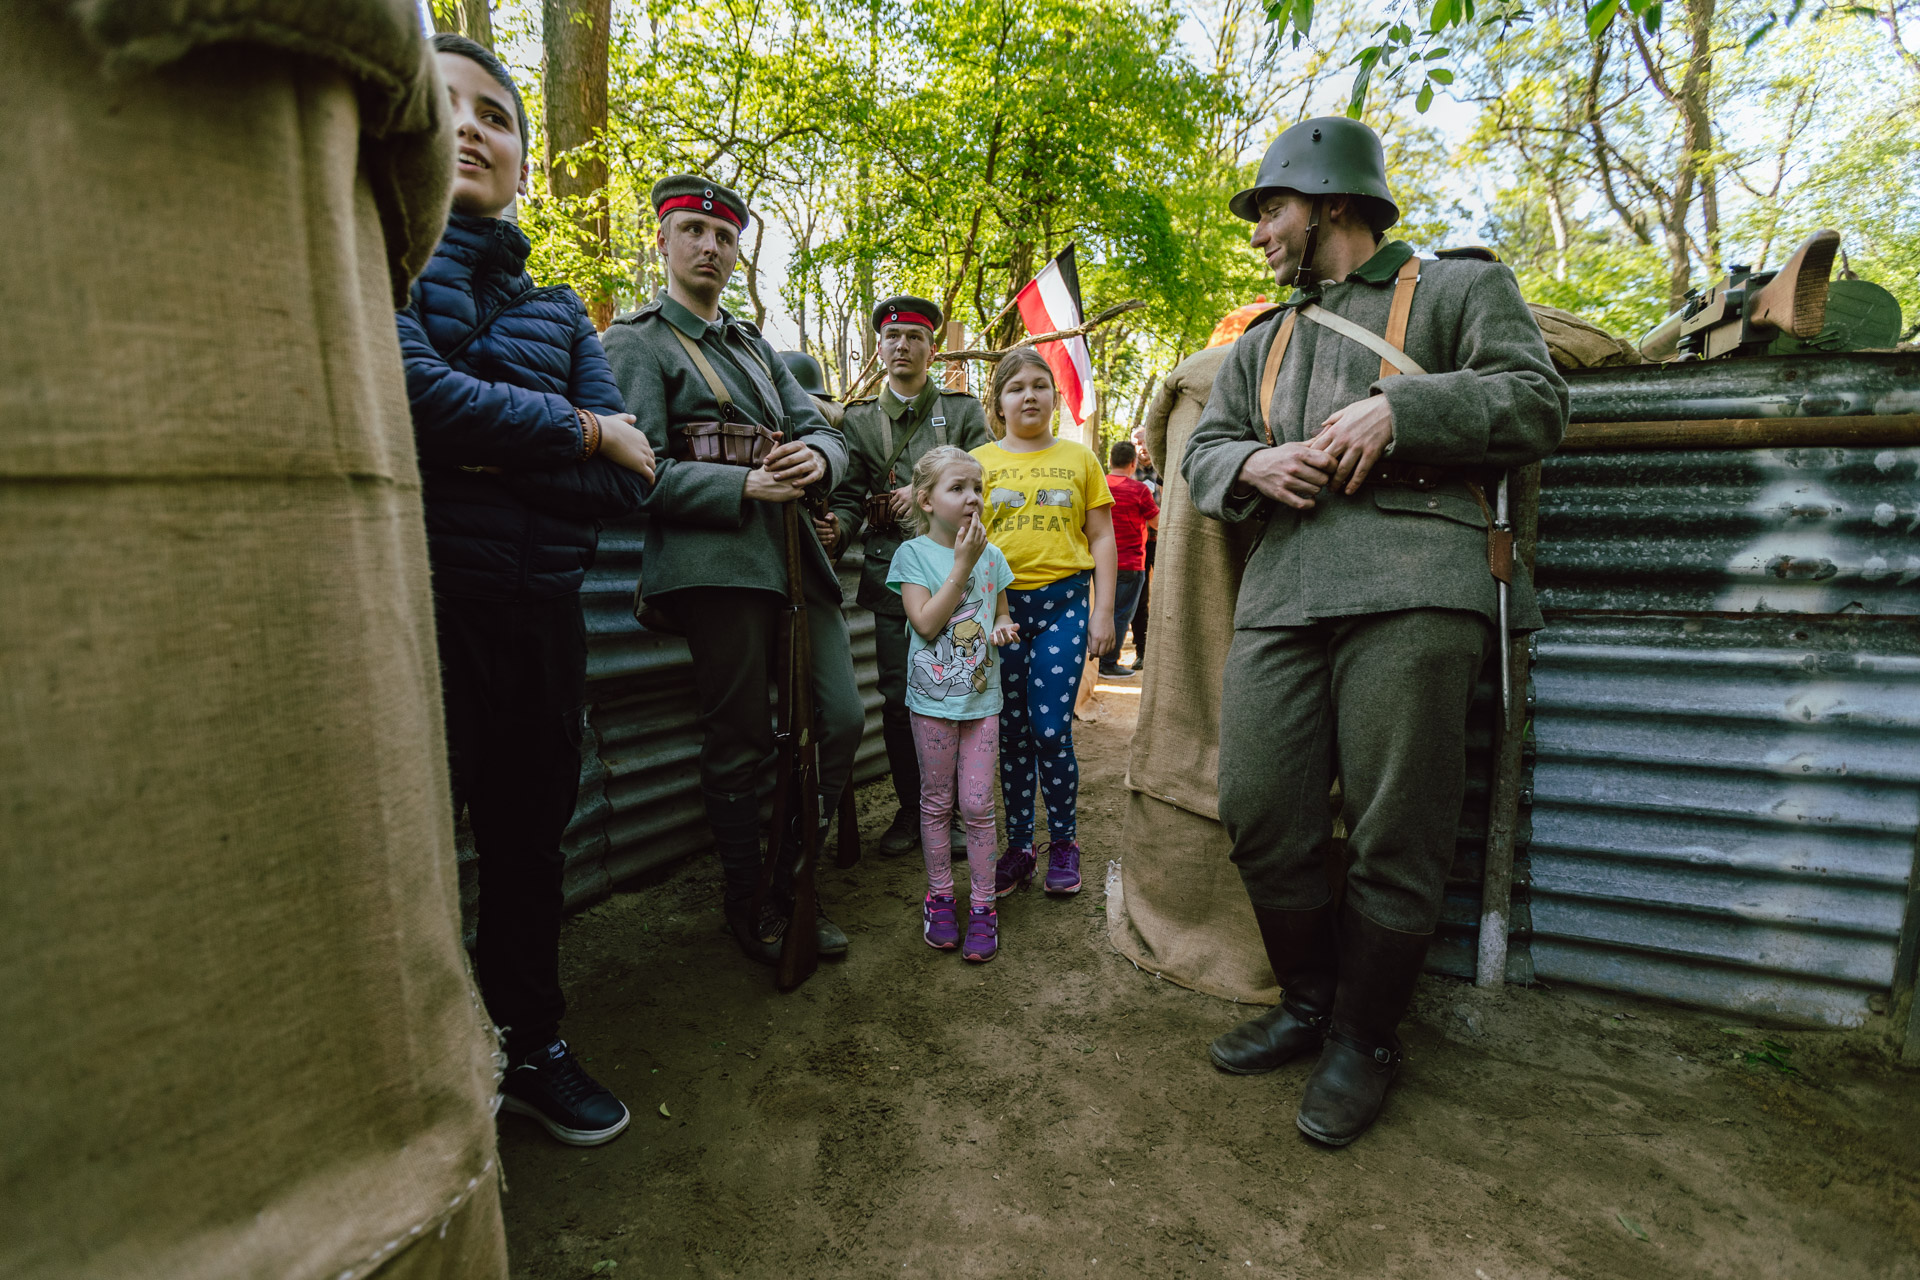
[497,678,1920,1279]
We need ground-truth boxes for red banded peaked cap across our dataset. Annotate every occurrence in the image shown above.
[649,174,749,230]
[871,294,943,335]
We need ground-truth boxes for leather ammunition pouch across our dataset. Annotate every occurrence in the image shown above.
[672,418,778,468]
[863,491,902,536]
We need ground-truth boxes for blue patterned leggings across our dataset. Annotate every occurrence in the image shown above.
[998,572,1089,847]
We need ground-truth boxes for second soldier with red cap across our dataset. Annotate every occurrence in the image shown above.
[826,296,990,860]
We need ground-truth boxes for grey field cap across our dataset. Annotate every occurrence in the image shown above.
[1228,116,1400,229]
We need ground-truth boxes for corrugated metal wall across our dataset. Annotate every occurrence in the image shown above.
[456,519,891,929]
[1529,412,1920,1025]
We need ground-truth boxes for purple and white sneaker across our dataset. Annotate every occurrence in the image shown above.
[994,845,1036,898]
[923,893,960,949]
[963,905,999,963]
[1043,840,1083,895]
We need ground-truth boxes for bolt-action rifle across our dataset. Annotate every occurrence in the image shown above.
[750,486,858,991]
[1639,229,1840,362]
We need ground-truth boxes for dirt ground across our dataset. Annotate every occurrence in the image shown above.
[497,670,1920,1280]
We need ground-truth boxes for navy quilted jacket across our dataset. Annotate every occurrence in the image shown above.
[398,213,648,601]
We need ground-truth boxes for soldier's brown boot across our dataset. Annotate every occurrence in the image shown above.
[1209,902,1336,1074]
[1295,904,1430,1147]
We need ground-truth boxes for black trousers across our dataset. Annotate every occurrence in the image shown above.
[871,607,920,812]
[1131,535,1155,656]
[435,591,586,1060]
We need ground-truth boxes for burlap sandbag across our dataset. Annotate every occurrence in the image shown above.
[1109,346,1282,1003]
[1527,303,1640,370]
[1,6,506,1278]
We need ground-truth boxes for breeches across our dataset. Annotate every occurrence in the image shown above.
[1215,609,1492,934]
[672,585,865,810]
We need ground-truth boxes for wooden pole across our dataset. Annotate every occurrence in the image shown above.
[1559,413,1920,452]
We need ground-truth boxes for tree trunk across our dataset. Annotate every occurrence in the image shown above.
[1665,0,1716,310]
[431,2,495,50]
[543,0,612,327]
[1546,182,1570,283]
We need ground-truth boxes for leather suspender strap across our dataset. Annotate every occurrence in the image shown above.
[1257,309,1299,446]
[668,326,736,412]
[1380,256,1421,379]
[880,405,923,484]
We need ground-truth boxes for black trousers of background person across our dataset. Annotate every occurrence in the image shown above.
[434,591,586,1062]
[1130,533,1155,659]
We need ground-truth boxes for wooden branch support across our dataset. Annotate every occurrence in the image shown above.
[1477,461,1541,990]
[933,300,1147,364]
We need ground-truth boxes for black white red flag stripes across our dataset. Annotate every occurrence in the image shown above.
[1013,244,1098,427]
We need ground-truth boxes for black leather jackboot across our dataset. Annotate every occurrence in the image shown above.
[708,789,784,966]
[1295,903,1432,1146]
[1209,901,1338,1074]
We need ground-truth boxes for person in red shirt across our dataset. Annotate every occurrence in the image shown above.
[1101,440,1161,676]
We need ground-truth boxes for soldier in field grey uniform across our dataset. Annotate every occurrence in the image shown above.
[824,295,990,857]
[601,176,863,968]
[1182,118,1567,1145]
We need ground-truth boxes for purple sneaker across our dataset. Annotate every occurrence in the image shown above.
[994,845,1036,898]
[963,905,999,963]
[923,893,960,949]
[1043,840,1083,895]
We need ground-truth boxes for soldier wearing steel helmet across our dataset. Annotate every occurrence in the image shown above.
[826,295,990,858]
[600,176,862,970]
[1182,117,1567,1145]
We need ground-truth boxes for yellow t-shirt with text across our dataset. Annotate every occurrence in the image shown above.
[972,439,1114,591]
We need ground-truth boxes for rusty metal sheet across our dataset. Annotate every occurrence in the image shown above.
[1528,431,1920,1026]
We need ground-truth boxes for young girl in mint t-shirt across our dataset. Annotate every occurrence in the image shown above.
[887,446,1020,961]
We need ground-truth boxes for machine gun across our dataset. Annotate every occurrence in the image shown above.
[1639,229,1840,362]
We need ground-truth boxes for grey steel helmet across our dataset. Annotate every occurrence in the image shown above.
[778,350,831,399]
[1229,116,1399,231]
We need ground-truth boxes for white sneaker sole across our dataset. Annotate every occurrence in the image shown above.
[500,1094,632,1146]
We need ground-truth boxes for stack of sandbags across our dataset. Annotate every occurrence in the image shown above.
[2,4,506,1277]
[1107,346,1279,1004]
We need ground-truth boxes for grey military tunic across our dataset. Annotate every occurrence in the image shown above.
[601,292,848,606]
[829,380,991,616]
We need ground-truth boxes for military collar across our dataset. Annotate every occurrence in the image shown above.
[879,379,941,421]
[653,289,732,341]
[1282,239,1415,305]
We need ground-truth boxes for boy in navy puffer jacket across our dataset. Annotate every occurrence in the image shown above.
[397,35,655,1148]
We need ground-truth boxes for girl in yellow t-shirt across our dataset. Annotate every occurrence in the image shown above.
[971,348,1117,899]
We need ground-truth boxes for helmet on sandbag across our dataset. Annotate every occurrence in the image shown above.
[1228,116,1399,233]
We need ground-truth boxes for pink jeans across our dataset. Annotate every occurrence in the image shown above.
[909,712,999,906]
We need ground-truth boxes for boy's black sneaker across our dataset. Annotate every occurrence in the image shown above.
[500,1039,631,1146]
